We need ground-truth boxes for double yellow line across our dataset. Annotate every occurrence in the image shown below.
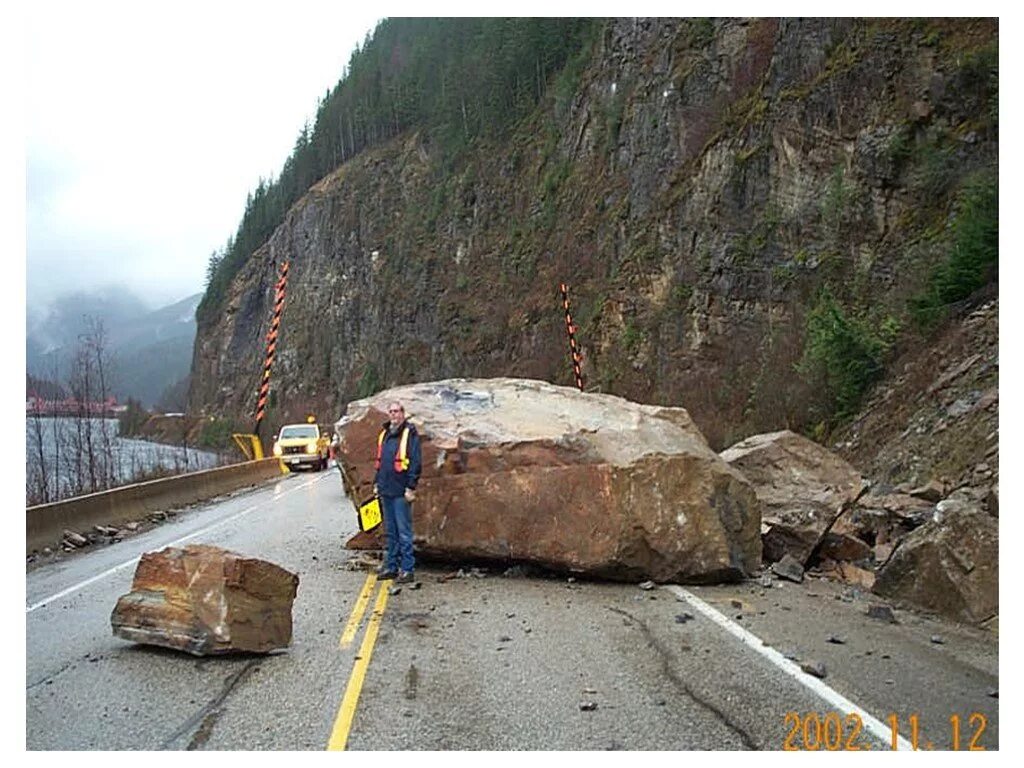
[327,573,393,751]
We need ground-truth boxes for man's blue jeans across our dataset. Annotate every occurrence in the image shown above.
[380,494,415,573]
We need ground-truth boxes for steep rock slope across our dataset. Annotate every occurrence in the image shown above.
[190,19,996,450]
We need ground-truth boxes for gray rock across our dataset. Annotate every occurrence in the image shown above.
[929,635,945,644]
[800,660,827,678]
[826,635,846,644]
[675,613,694,624]
[771,554,805,583]
[62,530,88,548]
[638,580,656,590]
[579,702,598,711]
[867,604,898,624]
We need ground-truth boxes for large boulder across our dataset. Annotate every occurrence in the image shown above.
[335,378,761,583]
[111,544,299,655]
[719,430,864,563]
[873,504,998,624]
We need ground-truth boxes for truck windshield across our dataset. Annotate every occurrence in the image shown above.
[279,426,318,439]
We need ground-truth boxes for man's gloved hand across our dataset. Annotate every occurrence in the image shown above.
[404,488,417,503]
[373,484,379,497]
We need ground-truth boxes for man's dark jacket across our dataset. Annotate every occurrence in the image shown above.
[374,420,422,498]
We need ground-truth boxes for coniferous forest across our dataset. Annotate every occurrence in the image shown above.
[199,18,600,323]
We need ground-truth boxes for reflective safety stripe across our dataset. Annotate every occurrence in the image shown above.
[396,427,410,471]
[374,430,385,469]
[374,426,410,472]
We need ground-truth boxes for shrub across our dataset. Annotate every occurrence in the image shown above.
[198,417,244,451]
[356,365,382,398]
[800,289,899,421]
[911,174,998,327]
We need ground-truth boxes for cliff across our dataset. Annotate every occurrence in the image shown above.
[190,17,997,479]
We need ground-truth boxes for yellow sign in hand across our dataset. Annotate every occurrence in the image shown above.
[357,497,382,532]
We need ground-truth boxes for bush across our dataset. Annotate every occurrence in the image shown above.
[800,289,899,421]
[198,417,244,451]
[356,365,382,398]
[911,174,998,327]
[117,398,149,437]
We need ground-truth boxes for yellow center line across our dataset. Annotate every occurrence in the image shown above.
[340,573,378,648]
[328,580,392,751]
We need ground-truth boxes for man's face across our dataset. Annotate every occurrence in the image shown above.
[388,405,404,428]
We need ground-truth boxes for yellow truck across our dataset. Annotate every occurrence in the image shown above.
[272,422,330,471]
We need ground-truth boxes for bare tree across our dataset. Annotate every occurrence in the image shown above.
[65,317,118,494]
[27,397,50,505]
[83,318,116,488]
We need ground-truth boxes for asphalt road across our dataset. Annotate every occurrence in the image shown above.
[26,469,999,751]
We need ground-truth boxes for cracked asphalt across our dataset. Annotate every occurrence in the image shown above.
[26,470,998,750]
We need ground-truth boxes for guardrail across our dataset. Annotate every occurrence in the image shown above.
[26,458,285,554]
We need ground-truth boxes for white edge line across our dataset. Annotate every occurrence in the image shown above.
[26,473,328,614]
[665,584,914,751]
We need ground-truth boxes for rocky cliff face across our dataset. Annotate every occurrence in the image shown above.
[190,18,997,454]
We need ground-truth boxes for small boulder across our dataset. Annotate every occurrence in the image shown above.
[837,562,876,590]
[800,660,827,679]
[111,544,299,655]
[771,554,805,583]
[819,532,873,563]
[63,530,89,548]
[908,479,945,503]
[866,604,898,624]
[873,504,997,624]
[720,430,863,563]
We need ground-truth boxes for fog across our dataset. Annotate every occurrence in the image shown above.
[25,1,382,311]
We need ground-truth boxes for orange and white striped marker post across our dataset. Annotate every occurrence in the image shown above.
[254,260,289,436]
[560,282,584,392]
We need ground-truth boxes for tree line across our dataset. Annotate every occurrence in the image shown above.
[199,17,602,324]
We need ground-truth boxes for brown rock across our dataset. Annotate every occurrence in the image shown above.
[720,430,863,563]
[984,484,998,518]
[836,562,876,590]
[111,544,299,655]
[346,527,384,550]
[761,522,819,565]
[335,379,761,583]
[819,531,873,563]
[873,542,895,565]
[908,479,944,504]
[857,493,934,531]
[873,505,997,624]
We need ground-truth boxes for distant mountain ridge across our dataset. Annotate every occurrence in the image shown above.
[26,290,201,408]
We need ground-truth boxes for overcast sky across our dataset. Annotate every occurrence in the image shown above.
[20,3,1016,319]
[25,1,382,312]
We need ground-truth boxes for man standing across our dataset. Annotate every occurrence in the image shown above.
[373,401,422,583]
